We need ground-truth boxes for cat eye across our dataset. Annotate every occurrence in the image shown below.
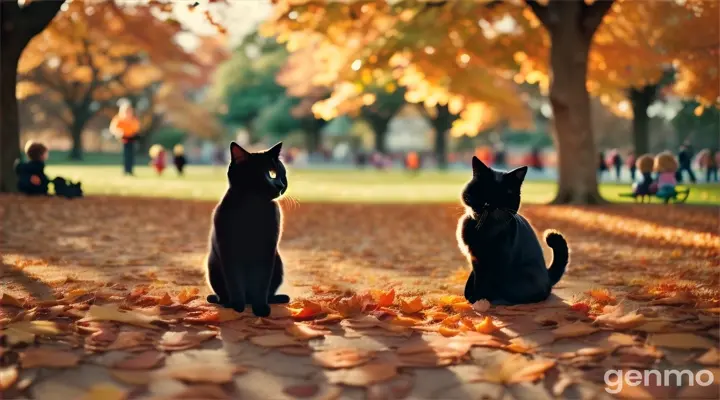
[268,170,277,179]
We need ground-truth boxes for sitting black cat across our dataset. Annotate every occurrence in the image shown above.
[457,157,569,305]
[205,142,290,317]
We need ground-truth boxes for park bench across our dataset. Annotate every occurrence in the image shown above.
[619,186,691,204]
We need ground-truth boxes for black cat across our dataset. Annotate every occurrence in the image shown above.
[457,157,569,305]
[205,142,290,317]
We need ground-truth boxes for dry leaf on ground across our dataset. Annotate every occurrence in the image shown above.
[109,370,153,385]
[155,364,244,384]
[1,320,63,346]
[399,297,424,314]
[648,333,716,349]
[79,383,128,400]
[283,384,319,398]
[20,348,80,369]
[696,347,720,366]
[475,354,555,384]
[0,366,18,392]
[79,304,167,329]
[0,293,24,308]
[286,323,329,340]
[552,322,599,339]
[326,363,398,386]
[158,330,217,351]
[313,348,375,368]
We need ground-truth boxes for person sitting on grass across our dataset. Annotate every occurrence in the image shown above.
[15,141,83,198]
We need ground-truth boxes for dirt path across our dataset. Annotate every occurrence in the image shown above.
[1,195,718,399]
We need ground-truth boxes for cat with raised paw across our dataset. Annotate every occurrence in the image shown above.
[205,142,290,317]
[457,157,569,305]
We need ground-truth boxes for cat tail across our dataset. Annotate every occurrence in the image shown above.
[544,230,569,286]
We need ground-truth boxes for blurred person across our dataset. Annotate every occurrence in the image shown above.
[214,143,226,168]
[654,151,679,198]
[110,102,140,176]
[494,144,507,169]
[676,143,697,183]
[15,140,82,198]
[529,147,543,171]
[626,151,637,181]
[405,151,420,175]
[598,151,608,178]
[610,149,623,181]
[698,148,718,182]
[149,144,167,176]
[173,144,187,176]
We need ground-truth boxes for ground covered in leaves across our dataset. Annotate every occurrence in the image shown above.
[1,195,718,399]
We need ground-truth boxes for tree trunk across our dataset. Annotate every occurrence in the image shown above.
[68,115,88,160]
[0,0,65,192]
[534,0,613,205]
[0,44,23,192]
[367,116,390,154]
[302,118,325,152]
[629,85,656,155]
[431,104,455,170]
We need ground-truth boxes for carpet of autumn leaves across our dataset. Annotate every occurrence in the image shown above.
[0,195,718,399]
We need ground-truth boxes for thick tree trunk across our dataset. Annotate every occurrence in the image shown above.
[629,85,655,155]
[0,45,23,192]
[532,0,613,205]
[0,0,65,192]
[302,118,325,152]
[367,116,390,154]
[431,104,455,170]
[68,115,88,160]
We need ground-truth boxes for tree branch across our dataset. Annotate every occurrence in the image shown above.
[525,0,550,26]
[582,0,614,36]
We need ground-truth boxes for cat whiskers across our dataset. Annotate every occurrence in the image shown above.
[280,195,300,210]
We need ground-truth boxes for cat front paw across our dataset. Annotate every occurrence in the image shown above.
[227,301,246,313]
[252,303,271,317]
[268,294,290,304]
[206,294,223,304]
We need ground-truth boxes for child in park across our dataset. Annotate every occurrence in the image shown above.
[631,154,656,199]
[173,144,187,176]
[149,144,167,176]
[654,151,679,198]
[15,141,82,198]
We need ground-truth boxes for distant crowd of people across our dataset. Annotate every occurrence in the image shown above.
[598,143,719,183]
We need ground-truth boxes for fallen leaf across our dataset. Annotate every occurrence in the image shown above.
[594,308,646,330]
[474,316,500,334]
[0,293,24,308]
[249,333,302,348]
[373,289,395,307]
[286,323,328,340]
[291,300,325,320]
[696,347,720,366]
[113,350,165,370]
[650,291,695,306]
[552,322,599,339]
[313,348,375,368]
[278,346,313,356]
[648,333,716,349]
[326,363,398,386]
[388,316,420,327]
[1,320,63,346]
[158,330,217,351]
[168,384,230,399]
[439,326,460,337]
[79,304,167,329]
[633,320,672,333]
[0,366,18,392]
[283,384,320,398]
[399,297,424,314]
[475,354,555,384]
[155,364,243,384]
[20,348,80,369]
[472,299,491,313]
[176,288,199,304]
[80,383,128,400]
[332,296,365,317]
[105,331,149,351]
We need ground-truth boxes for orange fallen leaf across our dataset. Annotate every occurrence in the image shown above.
[474,316,500,334]
[570,302,591,314]
[389,316,420,327]
[648,333,716,349]
[508,359,556,383]
[326,363,398,386]
[20,348,80,369]
[594,309,646,330]
[585,288,616,304]
[155,363,243,384]
[286,323,329,340]
[79,304,167,329]
[158,330,217,351]
[291,300,324,320]
[373,289,395,307]
[650,291,695,306]
[439,326,460,337]
[313,348,375,368]
[112,350,165,370]
[552,322,599,339]
[0,293,24,308]
[475,354,555,384]
[177,288,199,304]
[249,333,302,348]
[399,297,424,314]
[332,296,364,317]
[79,383,128,400]
[696,348,720,366]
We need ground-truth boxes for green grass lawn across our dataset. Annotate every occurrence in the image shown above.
[45,164,720,205]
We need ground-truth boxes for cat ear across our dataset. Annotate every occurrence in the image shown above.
[507,166,528,182]
[230,142,249,164]
[471,156,490,175]
[266,142,283,159]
